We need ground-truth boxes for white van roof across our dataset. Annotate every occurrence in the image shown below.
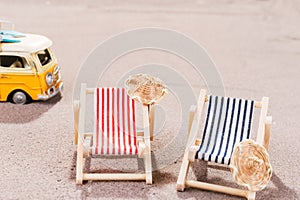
[0,33,53,53]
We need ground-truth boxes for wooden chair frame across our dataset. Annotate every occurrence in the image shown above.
[177,89,272,200]
[73,83,152,184]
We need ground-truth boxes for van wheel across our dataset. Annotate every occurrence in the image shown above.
[11,91,29,104]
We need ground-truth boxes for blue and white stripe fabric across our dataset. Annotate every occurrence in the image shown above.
[195,95,254,165]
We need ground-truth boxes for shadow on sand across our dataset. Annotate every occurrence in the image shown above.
[176,161,299,200]
[69,148,298,199]
[0,94,62,123]
[69,151,179,199]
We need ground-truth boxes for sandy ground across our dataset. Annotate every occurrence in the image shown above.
[0,0,300,199]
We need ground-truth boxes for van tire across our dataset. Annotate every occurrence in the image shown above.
[9,90,31,104]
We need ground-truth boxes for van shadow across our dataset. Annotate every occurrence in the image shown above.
[0,94,62,123]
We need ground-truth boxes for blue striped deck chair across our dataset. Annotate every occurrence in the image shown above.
[177,89,272,200]
[74,83,152,185]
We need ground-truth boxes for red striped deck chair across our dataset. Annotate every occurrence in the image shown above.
[74,83,152,184]
[176,89,272,200]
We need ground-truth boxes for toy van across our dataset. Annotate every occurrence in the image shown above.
[0,22,63,104]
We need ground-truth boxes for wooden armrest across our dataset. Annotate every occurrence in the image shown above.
[195,138,202,146]
[138,141,146,158]
[137,131,144,137]
[83,136,92,157]
[188,145,199,162]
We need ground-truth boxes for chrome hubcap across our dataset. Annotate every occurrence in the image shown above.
[13,92,26,104]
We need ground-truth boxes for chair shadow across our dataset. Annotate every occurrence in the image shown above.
[74,171,177,200]
[69,151,179,199]
[177,160,299,200]
[69,151,77,179]
[257,173,299,200]
[0,94,62,123]
[69,151,160,181]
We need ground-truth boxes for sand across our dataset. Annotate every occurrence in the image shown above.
[0,0,299,199]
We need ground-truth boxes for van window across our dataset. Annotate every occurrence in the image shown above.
[0,55,24,68]
[37,49,52,66]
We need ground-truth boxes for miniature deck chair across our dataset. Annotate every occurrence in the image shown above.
[177,89,272,200]
[74,83,152,184]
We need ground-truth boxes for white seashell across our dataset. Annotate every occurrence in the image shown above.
[125,74,168,105]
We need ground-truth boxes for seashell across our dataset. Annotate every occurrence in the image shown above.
[230,139,272,192]
[125,74,168,104]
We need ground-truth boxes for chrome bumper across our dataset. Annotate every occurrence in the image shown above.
[37,82,63,101]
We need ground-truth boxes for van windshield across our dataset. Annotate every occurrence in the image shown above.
[37,48,52,67]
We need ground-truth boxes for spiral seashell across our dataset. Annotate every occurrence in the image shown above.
[125,74,168,104]
[230,139,272,192]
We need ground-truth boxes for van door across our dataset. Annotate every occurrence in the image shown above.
[0,54,38,101]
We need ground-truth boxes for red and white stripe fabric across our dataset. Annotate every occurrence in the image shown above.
[92,88,138,155]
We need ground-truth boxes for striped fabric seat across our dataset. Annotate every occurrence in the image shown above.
[196,95,254,165]
[92,88,138,155]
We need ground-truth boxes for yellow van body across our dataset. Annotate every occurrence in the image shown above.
[0,33,63,103]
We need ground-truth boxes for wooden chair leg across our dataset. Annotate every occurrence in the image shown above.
[142,105,152,184]
[176,152,190,191]
[264,116,272,151]
[73,100,80,145]
[76,142,84,184]
[76,83,86,184]
[247,191,256,200]
[188,105,196,137]
[257,97,269,146]
[144,150,152,184]
[148,104,155,141]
